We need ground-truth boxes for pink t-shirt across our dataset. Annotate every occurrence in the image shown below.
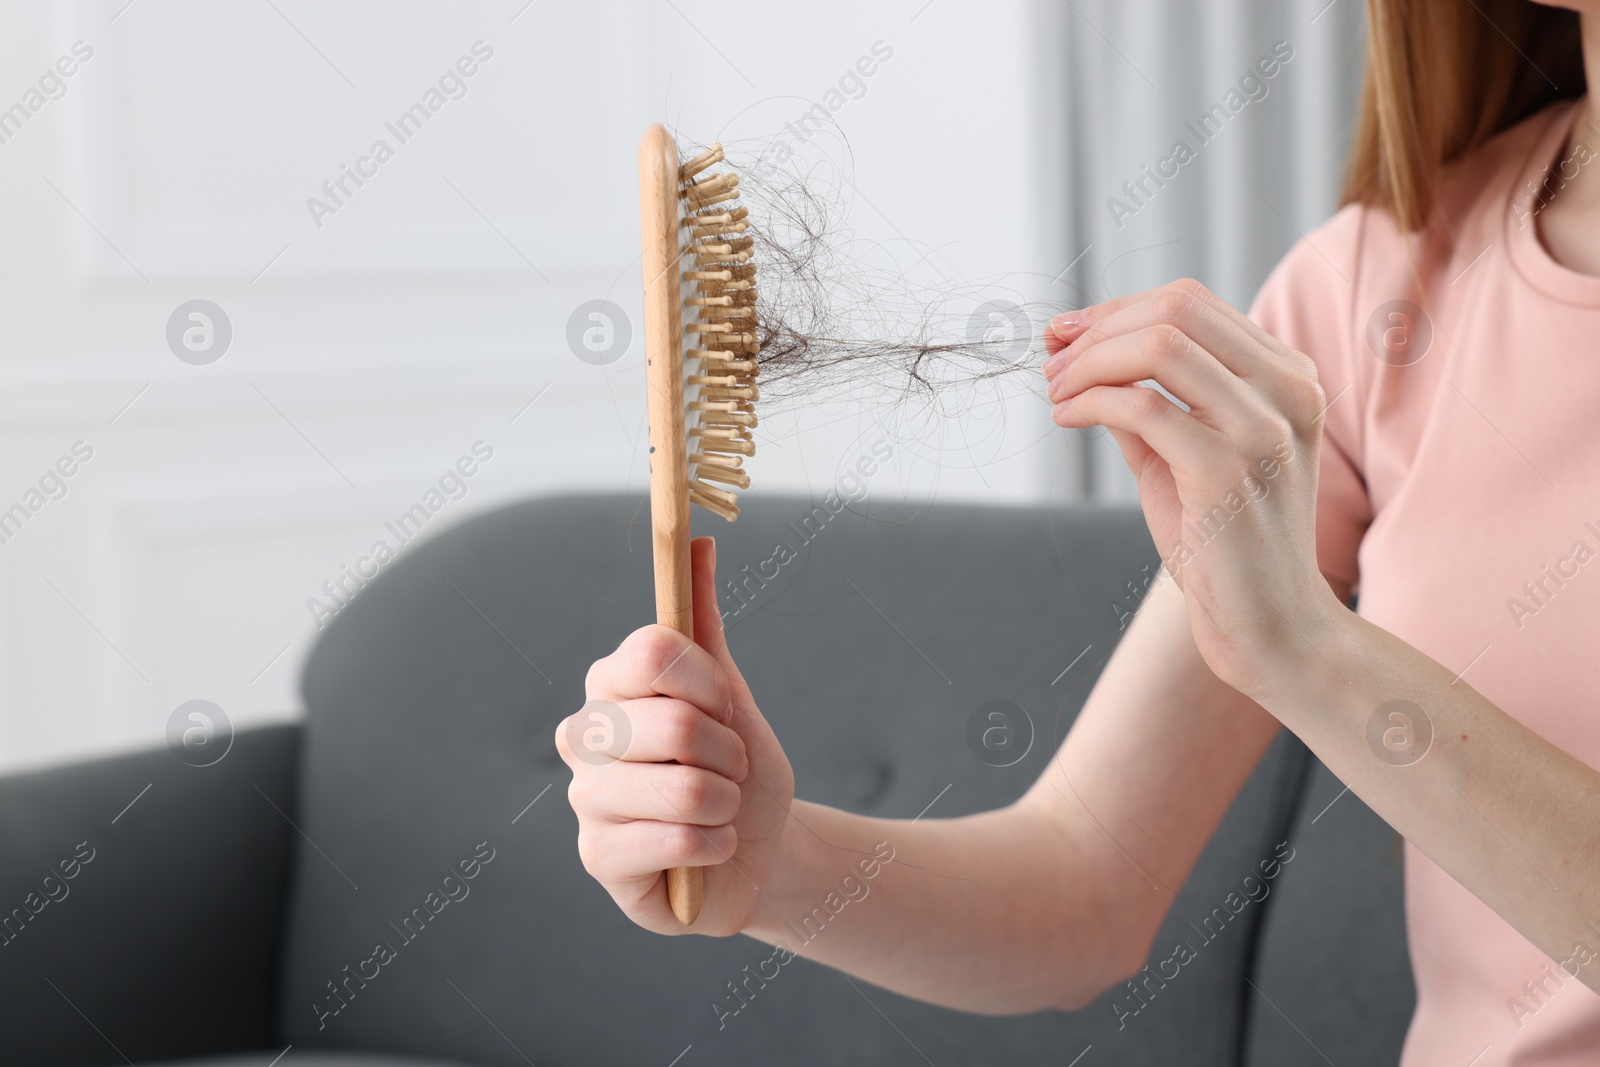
[1249,97,1600,1066]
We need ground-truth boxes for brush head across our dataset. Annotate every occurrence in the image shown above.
[640,126,757,528]
[640,124,762,629]
[676,140,759,521]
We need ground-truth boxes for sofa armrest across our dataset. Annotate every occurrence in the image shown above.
[0,722,301,1067]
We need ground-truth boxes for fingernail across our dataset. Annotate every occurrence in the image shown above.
[1050,311,1084,340]
[1043,352,1066,377]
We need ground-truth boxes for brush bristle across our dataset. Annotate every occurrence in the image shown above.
[678,143,756,522]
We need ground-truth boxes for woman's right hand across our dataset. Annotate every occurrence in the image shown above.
[557,535,797,934]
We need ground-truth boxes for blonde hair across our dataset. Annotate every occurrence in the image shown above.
[1341,0,1585,231]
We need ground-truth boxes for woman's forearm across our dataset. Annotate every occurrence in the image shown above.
[734,575,1293,1016]
[738,797,1133,1014]
[1256,602,1600,990]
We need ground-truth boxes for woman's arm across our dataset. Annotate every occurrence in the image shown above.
[566,531,1309,1014]
[1254,597,1600,991]
[1045,277,1600,995]
[738,569,1301,1013]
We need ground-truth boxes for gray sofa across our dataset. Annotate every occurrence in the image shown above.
[0,494,1414,1066]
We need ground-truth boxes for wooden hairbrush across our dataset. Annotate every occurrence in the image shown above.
[638,124,759,925]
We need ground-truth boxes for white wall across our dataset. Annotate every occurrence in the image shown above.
[0,0,1074,772]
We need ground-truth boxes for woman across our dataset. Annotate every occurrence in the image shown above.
[560,2,1600,1062]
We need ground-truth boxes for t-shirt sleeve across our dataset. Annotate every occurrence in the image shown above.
[1247,206,1373,595]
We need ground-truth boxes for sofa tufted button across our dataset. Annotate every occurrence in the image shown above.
[847,759,893,808]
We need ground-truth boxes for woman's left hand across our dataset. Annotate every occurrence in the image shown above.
[1042,278,1341,699]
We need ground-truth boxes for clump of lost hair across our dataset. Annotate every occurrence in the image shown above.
[696,142,1053,407]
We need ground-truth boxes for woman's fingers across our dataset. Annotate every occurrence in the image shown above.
[1051,383,1227,470]
[578,818,739,883]
[1049,279,1278,355]
[587,624,732,724]
[1080,293,1277,380]
[571,758,742,827]
[1042,277,1324,447]
[1048,324,1260,428]
[1042,280,1317,406]
[1044,314,1083,357]
[566,694,747,779]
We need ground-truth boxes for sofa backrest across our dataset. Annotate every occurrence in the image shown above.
[278,493,1405,1065]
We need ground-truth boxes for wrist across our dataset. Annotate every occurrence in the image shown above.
[741,800,824,941]
[1235,577,1354,707]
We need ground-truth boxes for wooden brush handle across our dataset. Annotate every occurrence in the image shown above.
[640,123,704,927]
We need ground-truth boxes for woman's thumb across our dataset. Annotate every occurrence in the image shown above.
[689,535,740,674]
